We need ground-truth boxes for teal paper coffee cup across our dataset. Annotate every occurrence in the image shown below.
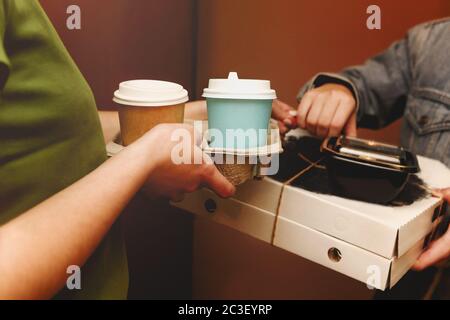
[203,72,277,149]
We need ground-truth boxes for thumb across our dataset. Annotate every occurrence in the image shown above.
[201,153,236,198]
[204,166,236,198]
[344,112,358,137]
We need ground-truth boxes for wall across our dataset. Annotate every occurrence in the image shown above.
[41,0,196,108]
[193,0,450,299]
[40,0,196,299]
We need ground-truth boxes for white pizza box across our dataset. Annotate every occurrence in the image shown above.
[172,188,427,290]
[278,156,448,259]
[174,188,276,243]
[273,216,425,291]
[174,155,447,260]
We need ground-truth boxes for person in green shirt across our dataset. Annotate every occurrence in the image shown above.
[0,0,235,299]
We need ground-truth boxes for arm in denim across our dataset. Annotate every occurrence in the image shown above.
[297,39,412,129]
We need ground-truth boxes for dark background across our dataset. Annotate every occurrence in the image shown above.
[40,0,450,299]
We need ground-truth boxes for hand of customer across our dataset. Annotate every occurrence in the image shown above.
[271,99,297,134]
[413,188,450,271]
[137,123,235,201]
[297,84,357,138]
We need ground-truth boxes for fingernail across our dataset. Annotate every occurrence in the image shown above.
[226,186,236,197]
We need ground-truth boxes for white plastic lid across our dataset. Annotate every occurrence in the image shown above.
[202,72,277,100]
[113,80,189,107]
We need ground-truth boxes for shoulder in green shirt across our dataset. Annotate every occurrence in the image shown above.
[0,0,128,299]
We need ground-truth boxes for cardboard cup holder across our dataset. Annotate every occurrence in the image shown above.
[200,120,283,186]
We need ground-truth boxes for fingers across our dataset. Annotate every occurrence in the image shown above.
[283,117,294,128]
[278,121,289,135]
[329,101,356,137]
[316,98,339,138]
[201,152,235,197]
[203,165,236,198]
[413,229,450,271]
[272,99,291,120]
[344,111,358,137]
[272,100,297,132]
[434,188,450,202]
[443,189,450,201]
[297,92,316,129]
[305,93,327,136]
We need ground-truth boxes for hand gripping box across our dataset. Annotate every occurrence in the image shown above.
[172,155,449,291]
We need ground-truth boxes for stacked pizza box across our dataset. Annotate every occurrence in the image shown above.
[172,150,449,290]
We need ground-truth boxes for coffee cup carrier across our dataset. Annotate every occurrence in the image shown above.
[106,120,283,186]
[197,120,283,186]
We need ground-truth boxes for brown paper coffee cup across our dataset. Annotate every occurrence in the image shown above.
[118,103,185,146]
[113,80,189,146]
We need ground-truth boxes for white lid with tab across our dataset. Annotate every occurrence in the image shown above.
[114,80,189,107]
[203,72,277,100]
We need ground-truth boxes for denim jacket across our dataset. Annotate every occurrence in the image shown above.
[298,18,450,168]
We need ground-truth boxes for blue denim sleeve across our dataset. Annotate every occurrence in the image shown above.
[297,38,412,130]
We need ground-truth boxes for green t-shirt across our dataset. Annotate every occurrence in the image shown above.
[0,0,128,299]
